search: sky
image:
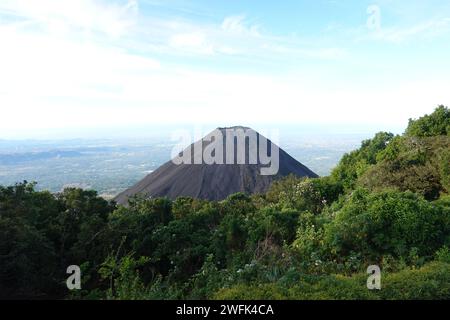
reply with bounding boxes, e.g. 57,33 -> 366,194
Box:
0,0 -> 450,139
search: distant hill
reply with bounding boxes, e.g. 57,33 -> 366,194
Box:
331,105 -> 450,200
0,150 -> 82,165
115,127 -> 318,204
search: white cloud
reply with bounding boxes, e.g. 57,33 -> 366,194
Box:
158,14 -> 345,59
0,0 -> 138,38
0,1 -> 446,139
370,18 -> 450,42
2,59 -> 448,135
164,16 -> 258,56
221,15 -> 260,37
261,43 -> 348,60
0,29 -> 160,99
168,32 -> 214,55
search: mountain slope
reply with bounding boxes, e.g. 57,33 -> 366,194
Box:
115,127 -> 318,204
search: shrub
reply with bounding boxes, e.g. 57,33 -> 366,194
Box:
324,189 -> 449,261
331,132 -> 394,190
213,262 -> 450,300
405,105 -> 449,137
379,262 -> 450,300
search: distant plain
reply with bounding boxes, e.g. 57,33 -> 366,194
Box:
0,133 -> 368,198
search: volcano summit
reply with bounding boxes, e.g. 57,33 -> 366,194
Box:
115,127 -> 318,204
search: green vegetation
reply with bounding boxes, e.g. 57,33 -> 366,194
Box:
214,262 -> 450,300
405,105 -> 450,137
1,106 -> 449,300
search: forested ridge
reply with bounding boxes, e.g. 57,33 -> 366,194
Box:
1,106 -> 449,300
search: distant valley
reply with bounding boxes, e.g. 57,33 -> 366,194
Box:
0,134 -> 367,198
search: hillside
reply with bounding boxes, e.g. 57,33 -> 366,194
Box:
0,106 -> 449,300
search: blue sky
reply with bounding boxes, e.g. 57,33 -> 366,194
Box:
0,0 -> 449,138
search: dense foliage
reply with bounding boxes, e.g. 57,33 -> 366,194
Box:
1,106 -> 449,300
405,105 -> 450,137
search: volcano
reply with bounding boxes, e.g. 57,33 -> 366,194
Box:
115,127 -> 318,204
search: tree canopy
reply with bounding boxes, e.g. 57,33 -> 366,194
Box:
1,106 -> 449,300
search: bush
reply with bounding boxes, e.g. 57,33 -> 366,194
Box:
440,149 -> 450,193
405,105 -> 449,137
360,136 -> 450,200
266,176 -> 343,214
214,262 -> 450,300
331,132 -> 394,190
214,283 -> 288,300
324,189 -> 449,261
435,247 -> 450,263
379,262 -> 450,300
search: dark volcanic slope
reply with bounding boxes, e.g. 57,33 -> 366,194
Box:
115,127 -> 318,204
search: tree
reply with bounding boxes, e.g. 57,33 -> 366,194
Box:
359,135 -> 449,200
405,105 -> 450,137
331,132 -> 394,190
324,189 -> 450,261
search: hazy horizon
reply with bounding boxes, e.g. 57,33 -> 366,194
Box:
1,0 -> 449,138
0,121 -> 406,140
